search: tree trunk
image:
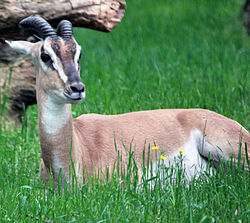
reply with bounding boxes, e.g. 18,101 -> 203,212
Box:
0,0 -> 126,123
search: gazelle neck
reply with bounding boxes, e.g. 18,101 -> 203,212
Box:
38,92 -> 72,135
36,87 -> 73,179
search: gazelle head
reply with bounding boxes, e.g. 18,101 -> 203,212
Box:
6,16 -> 85,104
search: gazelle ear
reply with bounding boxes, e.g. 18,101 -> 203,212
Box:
5,40 -> 35,57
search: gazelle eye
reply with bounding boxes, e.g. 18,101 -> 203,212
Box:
41,52 -> 51,63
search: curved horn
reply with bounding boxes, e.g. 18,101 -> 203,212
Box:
56,20 -> 73,39
19,16 -> 57,39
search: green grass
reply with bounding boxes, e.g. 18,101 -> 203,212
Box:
0,0 -> 249,222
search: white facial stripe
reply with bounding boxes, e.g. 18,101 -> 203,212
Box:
74,44 -> 82,70
40,56 -> 48,72
43,39 -> 68,83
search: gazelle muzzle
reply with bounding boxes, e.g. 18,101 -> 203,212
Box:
64,80 -> 85,101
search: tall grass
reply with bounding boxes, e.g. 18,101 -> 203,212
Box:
0,0 -> 249,222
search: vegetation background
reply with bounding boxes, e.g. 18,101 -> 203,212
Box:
0,0 -> 249,222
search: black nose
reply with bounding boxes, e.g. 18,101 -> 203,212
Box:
69,82 -> 85,93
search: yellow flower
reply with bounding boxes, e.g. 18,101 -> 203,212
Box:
152,146 -> 159,150
179,148 -> 184,153
160,155 -> 166,160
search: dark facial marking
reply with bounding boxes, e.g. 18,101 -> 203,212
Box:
50,38 -> 76,61
78,52 -> 82,63
50,38 -> 81,83
40,46 -> 55,70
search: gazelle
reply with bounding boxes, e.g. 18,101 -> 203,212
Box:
6,16 -> 249,184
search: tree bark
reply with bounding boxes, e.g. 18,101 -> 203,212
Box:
0,0 -> 126,123
0,0 -> 126,39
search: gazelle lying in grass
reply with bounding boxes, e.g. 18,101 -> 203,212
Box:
6,16 -> 249,184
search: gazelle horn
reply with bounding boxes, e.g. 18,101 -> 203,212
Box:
19,15 -> 57,39
56,20 -> 73,39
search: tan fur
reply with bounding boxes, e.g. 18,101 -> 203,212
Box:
71,110 -> 249,174
7,38 -> 250,185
